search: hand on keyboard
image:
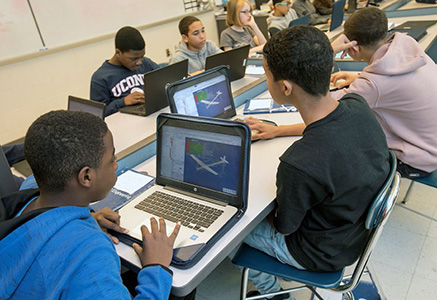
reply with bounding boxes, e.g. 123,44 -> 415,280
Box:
132,217 -> 180,267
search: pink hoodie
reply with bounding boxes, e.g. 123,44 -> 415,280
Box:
332,33 -> 437,172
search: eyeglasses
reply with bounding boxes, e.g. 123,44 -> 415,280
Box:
278,2 -> 291,5
239,10 -> 252,15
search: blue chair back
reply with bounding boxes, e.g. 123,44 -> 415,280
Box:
0,146 -> 19,198
288,14 -> 310,27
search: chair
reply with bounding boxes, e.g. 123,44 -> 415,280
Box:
232,150 -> 400,300
402,170 -> 437,204
268,27 -> 280,38
288,14 -> 311,28
0,145 -> 19,198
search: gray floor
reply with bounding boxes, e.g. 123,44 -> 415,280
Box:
195,179 -> 437,300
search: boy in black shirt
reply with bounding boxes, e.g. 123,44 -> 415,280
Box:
241,26 -> 389,297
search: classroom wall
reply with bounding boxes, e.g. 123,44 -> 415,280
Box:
0,10 -> 219,145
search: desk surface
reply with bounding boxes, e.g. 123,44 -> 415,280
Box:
399,0 -> 437,10
114,90 -> 304,296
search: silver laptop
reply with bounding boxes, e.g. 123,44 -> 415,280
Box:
118,113 -> 250,248
166,66 -> 238,120
119,59 -> 188,116
68,95 -> 106,119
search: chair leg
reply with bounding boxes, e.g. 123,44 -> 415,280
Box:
366,264 -> 387,300
343,291 -> 355,300
402,180 -> 415,204
240,267 -> 249,300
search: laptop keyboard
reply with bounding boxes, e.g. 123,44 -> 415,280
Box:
133,105 -> 145,113
134,191 -> 224,232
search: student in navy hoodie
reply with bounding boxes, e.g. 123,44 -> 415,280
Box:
0,110 -> 180,300
90,26 -> 160,116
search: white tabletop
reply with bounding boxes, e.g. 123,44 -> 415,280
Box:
398,0 -> 437,10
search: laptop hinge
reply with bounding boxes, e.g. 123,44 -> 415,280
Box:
164,186 -> 226,207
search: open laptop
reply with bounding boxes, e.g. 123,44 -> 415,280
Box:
393,20 -> 437,30
117,113 -> 250,249
119,59 -> 188,116
205,45 -> 250,81
68,96 -> 106,120
320,0 -> 346,32
166,66 -> 238,120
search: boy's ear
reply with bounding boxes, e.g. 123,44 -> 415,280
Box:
182,34 -> 189,44
282,80 -> 293,96
77,166 -> 93,188
115,48 -> 122,58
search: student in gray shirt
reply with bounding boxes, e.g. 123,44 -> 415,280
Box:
220,0 -> 266,54
292,0 -> 328,25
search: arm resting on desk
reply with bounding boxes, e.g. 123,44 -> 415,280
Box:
245,117 -> 306,140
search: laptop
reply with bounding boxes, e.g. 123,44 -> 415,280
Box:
68,96 -> 106,120
393,20 -> 437,30
205,45 -> 250,81
389,28 -> 428,42
119,59 -> 188,116
117,113 -> 250,251
320,0 -> 346,32
425,35 -> 437,63
166,66 -> 238,120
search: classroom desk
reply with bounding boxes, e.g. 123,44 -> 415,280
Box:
114,94 -> 304,296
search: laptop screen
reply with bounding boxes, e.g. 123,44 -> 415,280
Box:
68,96 -> 105,119
330,0 -> 345,32
156,113 -> 249,207
160,125 -> 242,196
167,66 -> 236,120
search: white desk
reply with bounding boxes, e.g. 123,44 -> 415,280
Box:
114,91 -> 304,296
389,14 -> 437,48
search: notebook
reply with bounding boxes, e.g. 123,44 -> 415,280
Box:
320,0 -> 346,32
117,113 -> 250,251
68,95 -> 106,119
166,66 -> 238,120
205,45 -> 250,81
119,59 -> 188,116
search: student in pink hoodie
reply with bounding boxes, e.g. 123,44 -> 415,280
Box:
245,8 -> 437,179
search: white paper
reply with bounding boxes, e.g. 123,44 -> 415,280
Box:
247,98 -> 272,110
245,65 -> 265,75
114,170 -> 153,195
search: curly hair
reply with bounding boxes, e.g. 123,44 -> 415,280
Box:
263,25 -> 333,97
24,110 -> 108,193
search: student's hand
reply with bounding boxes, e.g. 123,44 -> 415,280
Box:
124,92 -> 145,106
188,69 -> 205,77
245,117 -> 280,141
132,217 -> 180,268
330,72 -> 359,88
91,207 -> 129,244
247,15 -> 258,29
331,34 -> 357,55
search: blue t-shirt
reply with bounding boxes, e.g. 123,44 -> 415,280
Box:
90,57 -> 159,116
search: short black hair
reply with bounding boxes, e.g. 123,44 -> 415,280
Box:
263,25 -> 333,97
179,16 -> 201,36
344,8 -> 388,48
24,110 -> 108,193
115,26 -> 145,52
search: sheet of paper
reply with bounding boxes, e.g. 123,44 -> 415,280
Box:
245,65 -> 265,75
247,98 -> 272,110
114,170 -> 153,195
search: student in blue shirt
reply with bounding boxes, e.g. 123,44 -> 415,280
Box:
0,110 -> 180,299
90,26 -> 159,116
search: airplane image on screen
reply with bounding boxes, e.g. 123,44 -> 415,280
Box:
190,154 -> 229,175
200,90 -> 222,109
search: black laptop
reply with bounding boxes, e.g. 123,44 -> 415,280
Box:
393,20 -> 437,30
389,28 -> 428,42
68,96 -> 106,120
288,14 -> 310,27
119,59 -> 188,116
320,0 -> 346,32
205,45 -> 250,81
